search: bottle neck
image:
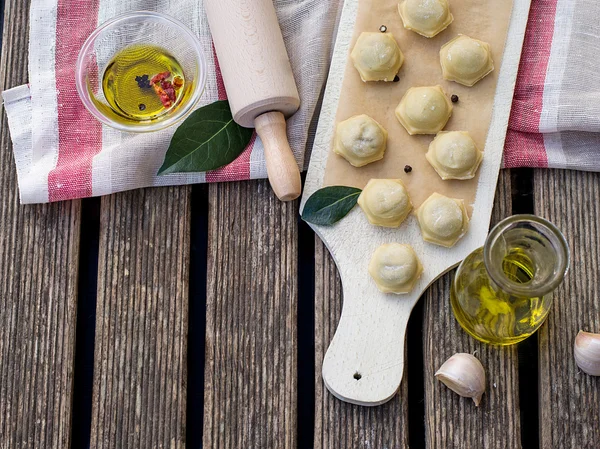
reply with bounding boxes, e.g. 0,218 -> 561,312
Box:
483,215 -> 569,297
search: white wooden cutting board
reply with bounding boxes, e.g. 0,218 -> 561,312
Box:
300,0 -> 532,406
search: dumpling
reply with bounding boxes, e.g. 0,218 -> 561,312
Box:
426,131 -> 483,180
351,32 -> 404,82
398,0 -> 453,38
369,243 -> 423,294
358,179 -> 412,227
395,85 -> 453,135
334,115 -> 387,167
440,35 -> 494,86
416,192 -> 469,247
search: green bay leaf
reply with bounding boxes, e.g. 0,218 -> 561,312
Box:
157,100 -> 254,175
302,186 -> 362,226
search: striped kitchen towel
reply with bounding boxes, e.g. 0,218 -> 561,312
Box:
504,0 -> 600,170
2,0 -> 339,204
3,0 -> 600,204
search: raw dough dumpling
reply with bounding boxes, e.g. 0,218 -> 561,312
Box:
440,35 -> 494,86
351,32 -> 404,82
416,192 -> 469,247
398,0 -> 453,38
369,243 -> 423,294
395,85 -> 453,135
358,179 -> 412,227
426,131 -> 483,180
334,115 -> 387,167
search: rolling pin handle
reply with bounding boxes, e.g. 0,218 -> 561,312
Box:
254,112 -> 302,201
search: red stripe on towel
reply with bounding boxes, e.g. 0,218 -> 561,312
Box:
48,0 -> 102,202
206,43 -> 253,182
504,0 -> 557,167
509,0 -> 558,133
504,130 -> 548,168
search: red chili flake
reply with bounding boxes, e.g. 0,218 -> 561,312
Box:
151,71 -> 171,84
151,71 -> 177,108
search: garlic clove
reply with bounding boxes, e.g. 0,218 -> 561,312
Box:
435,353 -> 486,406
574,330 -> 600,376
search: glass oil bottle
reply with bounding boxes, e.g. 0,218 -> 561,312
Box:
451,215 -> 569,345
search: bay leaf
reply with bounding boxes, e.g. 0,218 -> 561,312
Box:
158,100 -> 254,175
302,186 -> 362,226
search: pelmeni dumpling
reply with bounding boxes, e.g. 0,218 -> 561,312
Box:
351,32 -> 404,82
416,192 -> 469,247
440,35 -> 494,86
395,85 -> 453,135
426,131 -> 483,180
369,243 -> 423,294
398,0 -> 453,38
334,115 -> 387,167
358,179 -> 412,227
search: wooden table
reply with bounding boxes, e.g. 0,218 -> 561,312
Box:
1,1 -> 600,448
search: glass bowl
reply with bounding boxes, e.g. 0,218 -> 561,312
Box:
76,11 -> 207,133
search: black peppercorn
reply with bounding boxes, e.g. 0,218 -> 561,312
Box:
404,165 -> 412,173
138,103 -> 146,111
135,74 -> 151,89
451,94 -> 459,103
393,75 -> 400,82
379,25 -> 387,33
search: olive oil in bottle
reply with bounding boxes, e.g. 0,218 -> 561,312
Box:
450,215 -> 569,346
101,44 -> 186,122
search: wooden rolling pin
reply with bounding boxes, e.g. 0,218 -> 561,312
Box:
205,0 -> 302,201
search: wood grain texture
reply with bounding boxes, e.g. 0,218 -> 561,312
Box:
0,0 -> 81,447
423,170 -> 522,448
313,237 -> 409,448
534,169 -> 600,449
91,187 -> 190,448
203,180 -> 298,449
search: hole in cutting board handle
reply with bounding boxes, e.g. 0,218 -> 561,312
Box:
353,372 -> 362,380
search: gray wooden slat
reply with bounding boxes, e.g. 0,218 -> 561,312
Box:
90,186 -> 190,448
534,169 -> 600,449
314,231 -> 409,448
423,170 -> 521,448
0,0 -> 81,447
203,181 -> 298,449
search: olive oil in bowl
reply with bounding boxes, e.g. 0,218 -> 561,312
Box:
76,11 -> 207,132
450,215 -> 569,345
100,44 -> 189,123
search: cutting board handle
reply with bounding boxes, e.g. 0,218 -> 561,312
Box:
255,111 -> 302,201
321,277 -> 412,406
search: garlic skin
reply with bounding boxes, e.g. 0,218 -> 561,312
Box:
574,330 -> 600,376
435,353 -> 486,406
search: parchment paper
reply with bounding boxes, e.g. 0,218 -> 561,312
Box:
323,0 -> 514,211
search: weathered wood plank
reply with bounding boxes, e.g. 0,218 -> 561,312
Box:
423,169 -> 521,448
90,186 -> 190,448
0,0 -> 80,447
534,169 -> 600,449
203,180 -> 298,449
314,230 -> 410,448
